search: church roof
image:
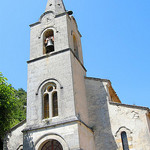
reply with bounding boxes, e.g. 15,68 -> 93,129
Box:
85,77 -> 150,110
110,101 -> 150,112
6,120 -> 26,133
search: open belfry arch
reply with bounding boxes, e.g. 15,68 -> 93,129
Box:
3,0 -> 150,150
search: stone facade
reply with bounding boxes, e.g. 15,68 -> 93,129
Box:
85,77 -> 150,150
3,120 -> 26,150
4,0 -> 150,150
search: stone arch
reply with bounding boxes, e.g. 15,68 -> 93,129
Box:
115,126 -> 132,137
115,126 -> 133,150
35,134 -> 69,150
43,29 -> 55,54
41,140 -> 63,150
36,78 -> 63,95
38,27 -> 58,39
73,34 -> 79,58
16,145 -> 23,150
72,32 -> 79,59
42,82 -> 59,119
36,79 -> 63,121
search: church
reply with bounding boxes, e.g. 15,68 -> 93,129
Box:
3,0 -> 150,150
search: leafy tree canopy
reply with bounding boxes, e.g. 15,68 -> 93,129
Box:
0,73 -> 26,140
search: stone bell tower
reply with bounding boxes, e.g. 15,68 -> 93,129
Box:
24,0 -> 95,149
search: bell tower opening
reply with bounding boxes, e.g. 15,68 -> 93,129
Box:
73,34 -> 79,59
43,29 -> 54,54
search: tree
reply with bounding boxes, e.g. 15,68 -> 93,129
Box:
0,73 -> 16,138
0,73 -> 16,148
12,88 -> 26,126
0,73 -> 26,149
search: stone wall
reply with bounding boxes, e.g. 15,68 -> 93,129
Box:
109,102 -> 150,150
30,12 -> 69,60
85,77 -> 150,150
85,77 -> 118,150
3,121 -> 26,150
27,51 -> 76,126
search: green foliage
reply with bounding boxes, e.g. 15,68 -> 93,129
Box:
0,73 -> 16,138
12,88 -> 26,127
0,73 -> 26,139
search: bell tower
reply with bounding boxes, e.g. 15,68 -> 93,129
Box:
24,0 -> 95,149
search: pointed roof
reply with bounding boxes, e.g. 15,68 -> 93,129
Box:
45,0 -> 66,15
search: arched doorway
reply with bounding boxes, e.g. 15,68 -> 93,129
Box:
41,140 -> 63,150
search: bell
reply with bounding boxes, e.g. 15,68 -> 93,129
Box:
46,39 -> 54,53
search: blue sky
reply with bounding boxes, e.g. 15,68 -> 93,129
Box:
0,0 -> 150,108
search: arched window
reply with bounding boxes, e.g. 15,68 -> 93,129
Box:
43,29 -> 54,54
41,140 -> 63,150
43,83 -> 58,119
121,131 -> 129,150
52,92 -> 58,117
44,94 -> 49,118
73,35 -> 79,58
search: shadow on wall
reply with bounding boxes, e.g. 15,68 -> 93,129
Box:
85,79 -> 118,150
23,132 -> 35,150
